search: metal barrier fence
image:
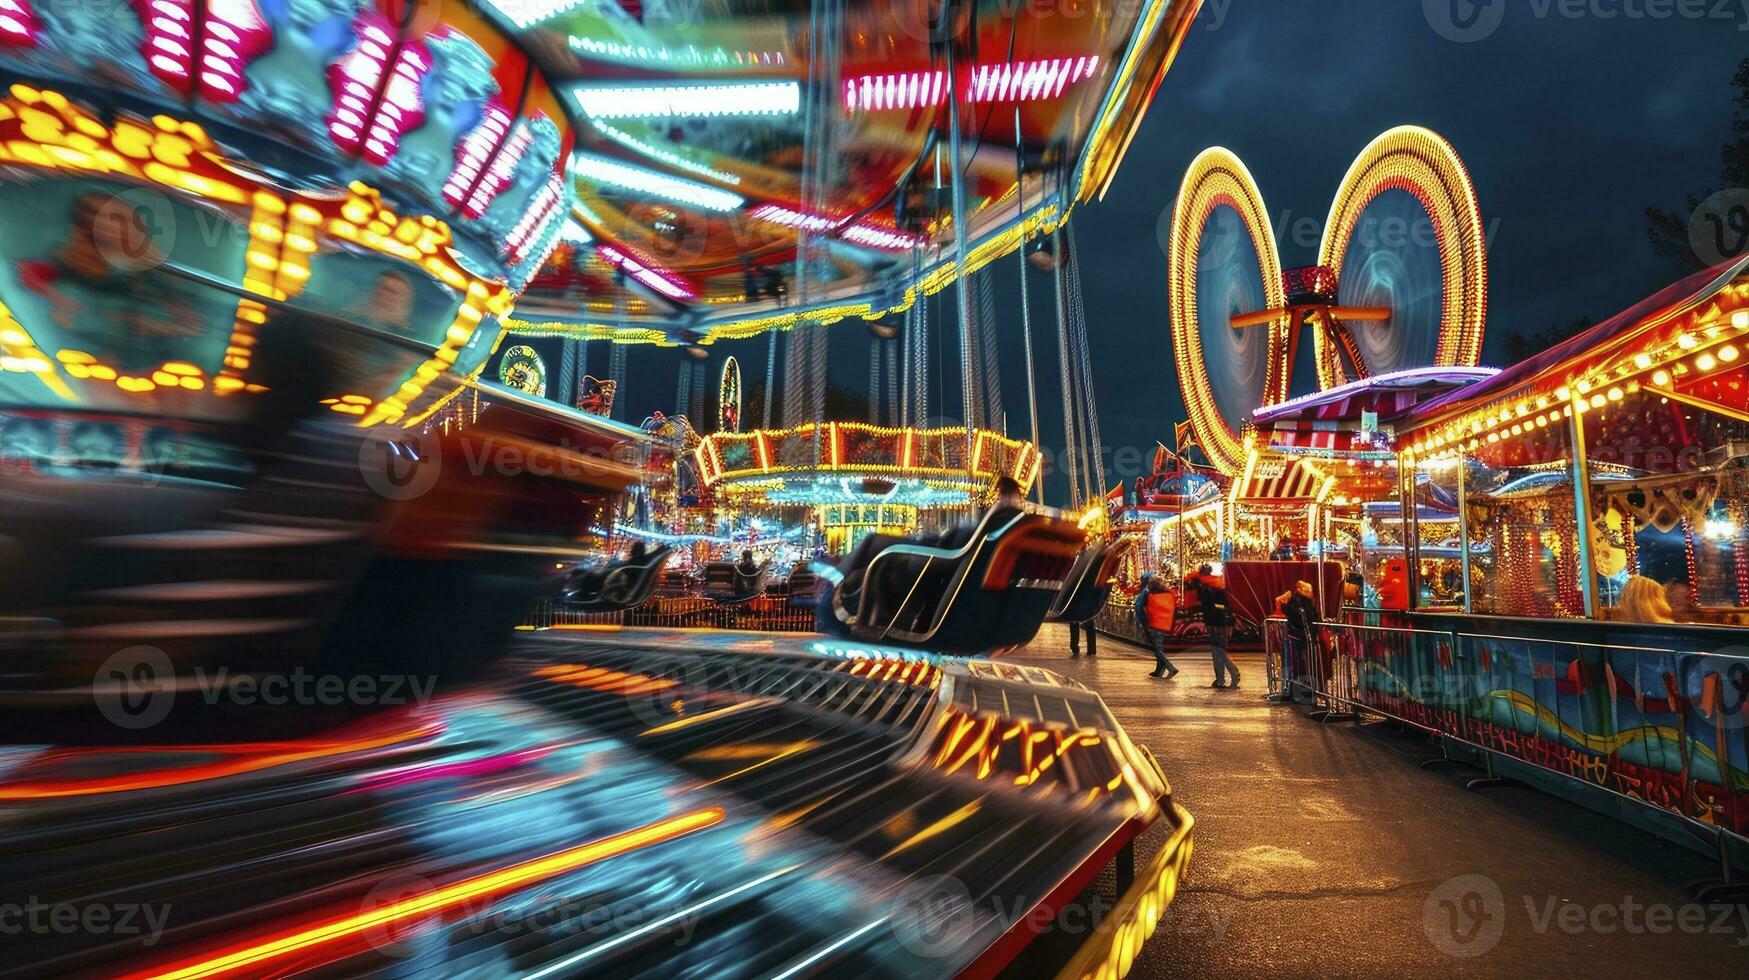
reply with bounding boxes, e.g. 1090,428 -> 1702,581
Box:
1265,616 -> 1749,869
526,595 -> 819,633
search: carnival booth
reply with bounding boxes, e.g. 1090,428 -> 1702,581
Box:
1332,257 -> 1749,872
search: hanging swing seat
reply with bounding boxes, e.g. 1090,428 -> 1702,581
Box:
560,545 -> 675,613
701,560 -> 772,604
826,507 -> 1088,655
1045,538 -> 1136,625
784,564 -> 824,608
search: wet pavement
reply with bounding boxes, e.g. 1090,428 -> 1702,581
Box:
1009,626 -> 1749,978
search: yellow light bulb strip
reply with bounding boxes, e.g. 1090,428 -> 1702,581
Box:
1317,125 -> 1488,389
0,85 -> 517,423
1167,148 -> 1287,477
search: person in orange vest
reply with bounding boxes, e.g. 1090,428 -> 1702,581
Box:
1139,575 -> 1180,680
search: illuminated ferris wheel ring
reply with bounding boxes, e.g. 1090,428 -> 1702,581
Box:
1315,125 -> 1488,389
1168,147 -> 1288,477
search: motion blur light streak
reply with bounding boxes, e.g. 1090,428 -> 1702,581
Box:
131,807 -> 727,980
519,865 -> 800,979
348,745 -> 557,794
0,720 -> 444,800
535,662 -> 680,695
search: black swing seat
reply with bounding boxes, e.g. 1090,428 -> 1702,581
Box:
701,559 -> 771,604
1045,538 -> 1136,625
561,545 -> 675,612
829,507 -> 1088,656
784,563 -> 823,608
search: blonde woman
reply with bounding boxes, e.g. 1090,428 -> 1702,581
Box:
1617,575 -> 1675,624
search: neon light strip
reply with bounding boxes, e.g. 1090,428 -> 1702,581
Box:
843,57 -> 1099,112
573,152 -> 743,211
597,243 -> 695,300
131,808 -> 726,979
591,119 -> 742,185
749,204 -> 925,252
479,0 -> 589,29
568,81 -> 800,119
567,35 -> 787,69
443,103 -> 512,217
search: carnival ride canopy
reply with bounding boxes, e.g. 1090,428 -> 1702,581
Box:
504,0 -> 1202,344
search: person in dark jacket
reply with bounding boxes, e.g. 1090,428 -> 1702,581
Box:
1196,565 -> 1240,689
1282,580 -> 1321,702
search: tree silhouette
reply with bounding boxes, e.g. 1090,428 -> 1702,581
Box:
1645,57 -> 1749,272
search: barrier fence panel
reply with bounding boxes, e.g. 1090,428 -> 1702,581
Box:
1265,618 -> 1749,859
526,596 -> 819,633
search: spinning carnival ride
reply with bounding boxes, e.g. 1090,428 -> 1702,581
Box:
1167,126 -> 1489,477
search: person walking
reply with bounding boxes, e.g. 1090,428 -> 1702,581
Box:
1069,617 -> 1098,658
1282,580 -> 1321,704
1141,576 -> 1179,680
1196,565 -> 1240,689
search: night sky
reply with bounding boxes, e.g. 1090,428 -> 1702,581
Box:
614,1 -> 1747,504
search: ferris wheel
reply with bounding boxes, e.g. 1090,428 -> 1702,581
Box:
1168,126 -> 1489,476
1166,147 -> 1289,476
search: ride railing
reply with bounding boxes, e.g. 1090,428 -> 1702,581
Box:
1264,616 -> 1749,865
526,594 -> 818,633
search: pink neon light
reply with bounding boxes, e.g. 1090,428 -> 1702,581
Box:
443,100 -> 512,217
505,171 -> 563,264
327,15 -> 430,165
132,0 -> 269,102
844,56 -> 1101,112
597,243 -> 695,300
459,113 -> 534,218
348,747 -> 556,794
749,203 -> 925,252
0,0 -> 39,45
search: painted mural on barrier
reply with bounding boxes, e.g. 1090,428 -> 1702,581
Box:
1339,628 -> 1749,837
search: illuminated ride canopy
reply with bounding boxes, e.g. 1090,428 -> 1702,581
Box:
500,0 -> 1204,345
0,1 -> 579,432
696,422 -> 1041,551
